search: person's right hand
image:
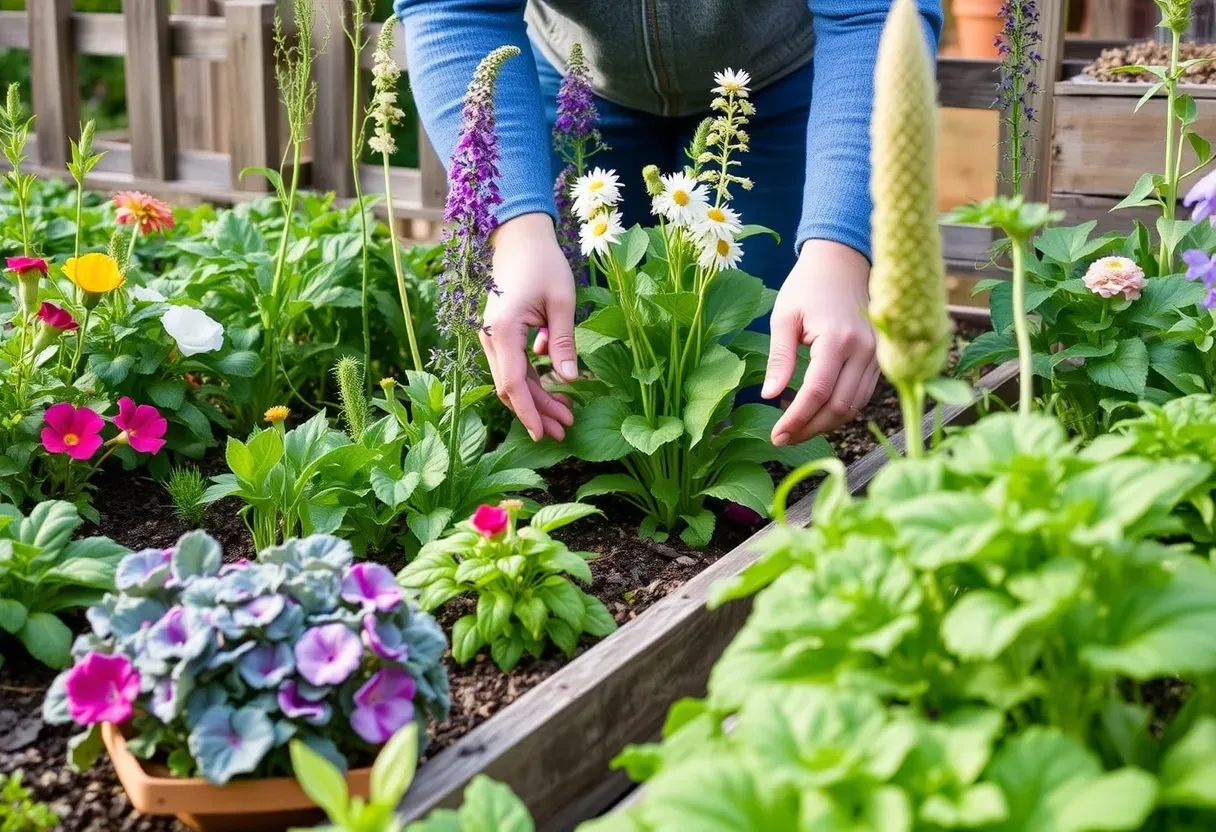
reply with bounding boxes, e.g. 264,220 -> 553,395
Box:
480,212 -> 578,442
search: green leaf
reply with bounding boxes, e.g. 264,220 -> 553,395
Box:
478,590 -> 515,642
680,509 -> 716,548
515,596 -> 549,640
1158,716 -> 1216,808
491,635 -> 526,671
451,615 -> 485,664
1158,217 -> 1195,261
408,508 -> 454,545
621,415 -> 685,456
456,775 -> 536,832
146,380 -> 187,410
545,618 -> 579,656
530,503 -> 601,533
1113,172 -> 1163,211
19,612 -> 73,668
640,757 -> 800,832
575,306 -> 629,354
1034,221 -> 1101,265
940,590 -> 1056,661
370,468 -> 421,509
576,473 -> 648,501
0,599 -> 28,634
1085,339 -> 1149,396
225,436 -> 256,483
88,353 -> 136,385
370,722 -> 419,806
404,428 -> 449,491
1129,275 -> 1209,328
683,344 -> 745,447
67,724 -> 104,772
41,557 -> 116,589
567,397 -> 632,462
215,350 -> 260,378
613,225 -> 650,270
700,462 -> 774,517
582,594 -> 617,638
538,578 -> 586,630
14,500 -> 80,556
289,738 -> 349,823
957,330 -> 1017,375
736,224 -> 780,243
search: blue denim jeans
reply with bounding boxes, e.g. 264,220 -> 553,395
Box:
534,44 -> 814,336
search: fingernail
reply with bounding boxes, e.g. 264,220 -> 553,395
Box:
773,432 -> 788,447
761,381 -> 777,398
561,360 -> 578,380
529,430 -> 541,442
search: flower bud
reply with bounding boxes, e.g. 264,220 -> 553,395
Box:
642,165 -> 664,197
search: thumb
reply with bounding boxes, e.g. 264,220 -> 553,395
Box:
763,310 -> 800,400
547,292 -> 579,382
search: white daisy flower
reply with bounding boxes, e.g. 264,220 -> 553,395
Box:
572,167 -> 622,220
698,235 -> 743,271
694,203 -> 742,241
651,172 -> 708,227
712,68 -> 751,98
580,209 -> 625,257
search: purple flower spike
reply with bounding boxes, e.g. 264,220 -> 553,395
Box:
277,679 -> 332,726
341,563 -> 403,612
294,623 -> 363,686
362,614 -> 408,660
349,667 -> 416,744
553,44 -> 598,146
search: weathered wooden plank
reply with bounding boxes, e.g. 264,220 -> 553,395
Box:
358,163 -> 440,221
417,127 -> 449,215
1086,0 -> 1134,38
224,0 -> 279,192
0,11 -> 26,49
311,0 -> 356,197
396,361 -> 1020,831
123,0 -> 178,180
938,58 -> 999,110
175,1 -> 228,153
71,12 -> 228,59
169,13 -> 228,61
27,0 -> 78,170
1026,0 -> 1067,203
1051,191 -> 1162,233
1056,79 -> 1216,99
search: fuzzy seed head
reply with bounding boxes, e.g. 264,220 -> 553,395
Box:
334,357 -> 369,441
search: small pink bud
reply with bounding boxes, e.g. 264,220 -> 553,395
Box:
471,504 -> 509,537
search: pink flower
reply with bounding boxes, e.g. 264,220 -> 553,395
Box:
37,302 -> 78,332
341,563 -> 402,612
350,667 -> 416,744
4,256 -> 48,276
64,651 -> 140,725
1082,257 -> 1147,302
112,397 -> 167,454
41,403 -> 104,461
470,504 -> 509,538
113,191 -> 174,234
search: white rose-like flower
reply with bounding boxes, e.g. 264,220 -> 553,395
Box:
131,285 -> 166,303
161,306 -> 224,356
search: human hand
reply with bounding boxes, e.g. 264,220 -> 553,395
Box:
762,239 -> 878,446
480,213 -> 578,442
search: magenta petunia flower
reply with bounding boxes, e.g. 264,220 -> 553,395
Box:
112,397 -> 167,455
349,667 -> 416,744
277,679 -> 332,726
4,256 -> 49,276
294,623 -> 363,686
362,614 -> 407,660
470,504 -> 508,538
37,302 -> 78,332
340,563 -> 402,612
41,403 -> 104,461
64,651 -> 140,725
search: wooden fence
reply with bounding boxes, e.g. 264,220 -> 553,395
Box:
0,0 -> 1133,264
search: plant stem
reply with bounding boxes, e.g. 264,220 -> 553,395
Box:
1010,234 -> 1034,415
350,44 -> 373,391
70,307 -> 92,376
898,381 -> 925,458
1160,28 -> 1183,273
382,154 -> 423,371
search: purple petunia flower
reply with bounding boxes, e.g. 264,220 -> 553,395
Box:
294,624 -> 363,687
277,679 -> 332,726
1182,249 -> 1216,309
340,563 -> 402,612
349,667 -> 416,745
1184,170 -> 1216,225
362,614 -> 408,660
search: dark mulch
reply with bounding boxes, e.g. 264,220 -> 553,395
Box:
0,317 -> 998,830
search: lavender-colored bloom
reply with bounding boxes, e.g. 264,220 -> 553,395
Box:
146,607 -> 209,661
277,679 -> 332,726
1184,169 -> 1216,225
553,164 -> 584,280
1182,248 -> 1216,309
238,642 -> 295,689
349,667 -> 416,744
435,46 -> 519,379
233,595 -> 286,629
294,623 -> 362,686
362,614 -> 408,660
115,549 -> 173,594
553,43 -> 599,151
994,1 -> 1042,176
340,563 -> 402,612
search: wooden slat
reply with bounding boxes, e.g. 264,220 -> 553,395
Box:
1051,191 -> 1161,233
27,0 -> 77,170
123,0 -> 178,180
224,0 -> 279,192
66,12 -> 229,59
418,126 -> 448,214
176,0 -> 228,153
1086,0 -> 1134,38
937,58 -> 999,110
0,11 -> 25,49
1056,79 -> 1216,99
1026,0 -> 1067,203
357,163 -> 441,221
169,14 -> 227,61
397,361 -> 1019,830
311,0 -> 356,197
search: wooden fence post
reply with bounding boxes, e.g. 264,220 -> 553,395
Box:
312,0 -> 355,196
418,127 -> 448,215
225,0 -> 280,192
1086,0 -> 1134,37
123,0 -> 178,181
27,0 -> 78,170
1026,0 -> 1066,203
177,0 -> 227,153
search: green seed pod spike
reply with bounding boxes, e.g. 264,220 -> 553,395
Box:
868,0 -> 950,392
334,356 -> 369,442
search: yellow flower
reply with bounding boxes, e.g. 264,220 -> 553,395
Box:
63,253 -> 124,294
264,406 -> 290,424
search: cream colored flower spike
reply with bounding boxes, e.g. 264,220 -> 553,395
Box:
869,0 -> 951,388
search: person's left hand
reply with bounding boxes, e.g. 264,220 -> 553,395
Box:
762,239 -> 879,446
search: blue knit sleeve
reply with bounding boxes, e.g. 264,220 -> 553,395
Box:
798,0 -> 944,261
393,0 -> 557,223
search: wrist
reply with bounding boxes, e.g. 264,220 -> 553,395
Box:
796,239 -> 870,292
493,212 -> 557,247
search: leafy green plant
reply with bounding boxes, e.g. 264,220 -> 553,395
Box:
0,500 -> 127,668
166,465 -> 208,527
407,777 -> 534,832
0,770 -> 59,832
399,500 -> 616,671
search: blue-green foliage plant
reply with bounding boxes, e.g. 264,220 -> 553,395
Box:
43,530 -> 450,786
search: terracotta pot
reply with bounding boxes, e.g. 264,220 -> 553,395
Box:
101,723 -> 371,832
953,0 -> 1005,58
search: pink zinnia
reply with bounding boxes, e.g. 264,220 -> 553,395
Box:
4,256 -> 48,276
112,397 -> 167,454
1082,257 -> 1147,302
41,403 -> 104,461
37,302 -> 78,332
470,504 -> 509,537
64,651 -> 140,725
113,191 -> 174,234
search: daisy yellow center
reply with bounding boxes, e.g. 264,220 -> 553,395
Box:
589,180 -> 605,192
707,207 -> 726,222
716,239 -> 731,256
63,433 -> 80,447
672,190 -> 689,207
593,220 -> 609,236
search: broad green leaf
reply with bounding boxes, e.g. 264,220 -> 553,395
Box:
13,500 -> 79,558
680,509 -> 715,549
451,615 -> 485,664
88,352 -> 136,385
19,612 -> 73,668
246,428 -> 285,485
1034,221 -> 1100,265
613,225 -> 650,270
41,558 -> 115,589
576,474 -> 648,501
515,596 -> 548,640
67,724 -> 104,772
530,503 -> 601,533
621,415 -> 685,456
704,270 -> 768,339
567,397 -> 632,462
0,599 -> 28,634
370,468 -> 421,509
370,723 -> 419,806
404,428 -> 449,491
639,757 -> 800,832
456,775 -> 536,832
699,462 -> 774,518
215,350 -> 260,378
289,738 -> 349,823
546,618 -> 578,656
538,578 -> 586,630
408,508 -> 454,545
956,330 -> 1017,375
576,306 -> 629,354
582,595 -> 617,637
683,344 -> 745,447
1085,339 -> 1149,396
1158,716 -> 1216,807
940,591 -> 1056,661
1113,172 -> 1163,211
477,590 -> 514,642
146,380 -> 187,410
491,634 -> 526,671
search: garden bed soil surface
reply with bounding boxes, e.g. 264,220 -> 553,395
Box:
1084,41 -> 1216,84
0,322 -> 995,831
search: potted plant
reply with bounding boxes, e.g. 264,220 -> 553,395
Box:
41,529 -> 450,832
952,0 -> 1005,57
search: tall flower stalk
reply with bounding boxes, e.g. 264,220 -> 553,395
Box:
0,83 -> 34,259
552,43 -> 606,282
1158,1 -> 1193,272
995,0 -> 1043,194
437,46 -> 519,479
869,0 -> 950,454
369,21 -> 423,373
343,0 -> 375,389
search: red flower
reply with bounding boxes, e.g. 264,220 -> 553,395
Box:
37,302 -> 78,332
470,504 -> 509,537
113,191 -> 174,234
4,256 -> 48,276
112,397 -> 167,455
41,403 -> 104,461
